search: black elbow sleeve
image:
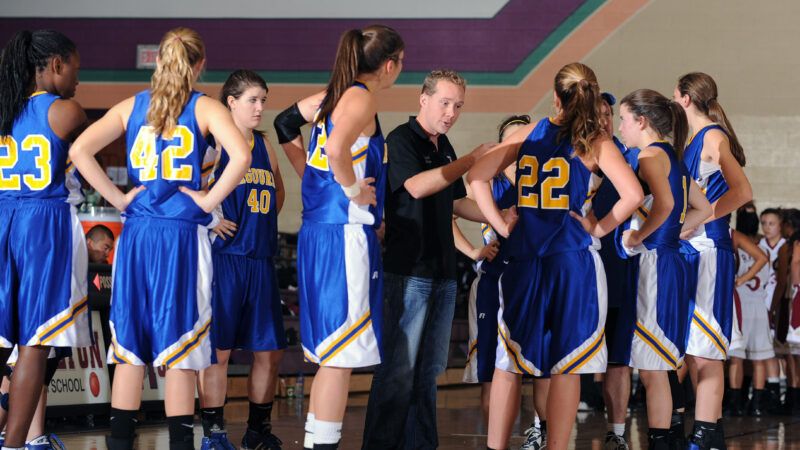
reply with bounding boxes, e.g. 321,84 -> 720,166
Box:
273,103 -> 308,144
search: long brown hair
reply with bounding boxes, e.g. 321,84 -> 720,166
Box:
554,62 -> 604,158
677,72 -> 745,166
316,25 -> 404,122
147,27 -> 205,137
620,89 -> 689,160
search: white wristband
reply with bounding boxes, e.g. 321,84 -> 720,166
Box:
341,181 -> 361,199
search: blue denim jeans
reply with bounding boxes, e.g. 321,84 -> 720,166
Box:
362,273 -> 457,450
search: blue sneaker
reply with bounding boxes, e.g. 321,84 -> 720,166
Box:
25,434 -> 66,450
200,431 -> 237,450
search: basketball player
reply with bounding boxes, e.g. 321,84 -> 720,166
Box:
674,72 -> 752,450
468,62 -> 643,450
616,89 -> 711,449
273,25 -> 404,450
0,29 -> 90,450
69,28 -> 251,450
197,70 -> 286,450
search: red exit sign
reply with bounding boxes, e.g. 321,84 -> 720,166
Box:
136,45 -> 159,69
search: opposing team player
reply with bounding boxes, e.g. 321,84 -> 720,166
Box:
617,89 -> 712,449
759,208 -> 788,409
726,205 -> 770,416
273,25 -> 404,450
69,28 -> 251,450
0,29 -> 90,450
674,72 -> 752,449
468,62 -> 643,450
197,70 -> 286,450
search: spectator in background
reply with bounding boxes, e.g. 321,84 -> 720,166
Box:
86,225 -> 115,264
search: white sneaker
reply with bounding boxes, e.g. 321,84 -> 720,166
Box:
519,424 -> 546,450
604,432 -> 629,450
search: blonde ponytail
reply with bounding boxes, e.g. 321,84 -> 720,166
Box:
147,27 -> 205,137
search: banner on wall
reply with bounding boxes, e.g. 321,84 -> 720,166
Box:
48,311 -> 111,406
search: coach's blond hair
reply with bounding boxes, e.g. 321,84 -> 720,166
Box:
421,69 -> 466,95
147,27 -> 205,137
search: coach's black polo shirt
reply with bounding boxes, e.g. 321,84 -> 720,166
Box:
384,116 -> 467,280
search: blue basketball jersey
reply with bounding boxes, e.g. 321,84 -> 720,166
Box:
592,137 -> 629,220
480,173 -> 516,246
626,142 -> 689,250
124,90 -> 211,225
505,117 -> 602,258
211,132 -> 277,259
0,92 -> 77,202
683,124 -> 730,249
301,83 -> 387,227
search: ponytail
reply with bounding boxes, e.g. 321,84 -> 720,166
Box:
0,30 -> 76,136
669,101 -> 688,160
554,63 -> 604,158
316,29 -> 363,122
147,27 -> 205,137
316,25 -> 404,123
706,98 -> 745,166
677,72 -> 745,166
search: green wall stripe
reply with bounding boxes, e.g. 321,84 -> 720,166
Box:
80,0 -> 606,86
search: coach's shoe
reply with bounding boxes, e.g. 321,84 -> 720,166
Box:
25,434 -> 66,450
200,430 -> 236,450
241,428 -> 283,450
519,423 -> 546,450
604,432 -> 629,450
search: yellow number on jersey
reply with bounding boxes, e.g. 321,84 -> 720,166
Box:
130,125 -> 194,181
0,134 -> 53,191
162,126 -> 194,181
517,155 -> 539,208
247,188 -> 271,214
0,136 -> 21,190
540,158 -> 570,209
130,127 -> 159,181
22,135 -> 52,190
517,156 -> 570,210
307,123 -> 329,171
680,176 -> 688,224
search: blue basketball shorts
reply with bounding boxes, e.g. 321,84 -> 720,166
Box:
497,247 -> 607,376
297,222 -> 382,368
0,200 -> 89,348
107,217 -> 213,370
211,252 -> 286,352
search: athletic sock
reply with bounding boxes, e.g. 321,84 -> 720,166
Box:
247,400 -> 274,435
607,422 -> 625,437
200,406 -> 225,437
648,428 -> 669,450
314,419 -> 342,445
109,408 -> 138,440
167,415 -> 194,449
689,420 -> 716,448
304,412 -> 316,450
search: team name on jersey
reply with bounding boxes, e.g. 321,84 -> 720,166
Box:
240,168 -> 275,187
